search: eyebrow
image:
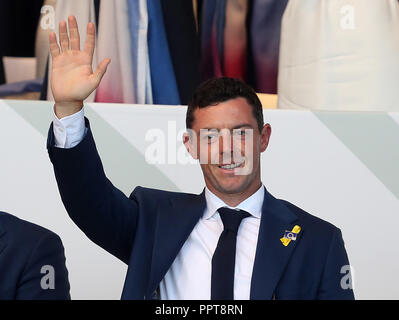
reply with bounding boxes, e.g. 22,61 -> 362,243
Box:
201,124 -> 254,131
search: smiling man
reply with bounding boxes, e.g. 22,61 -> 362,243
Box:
184,80 -> 270,208
47,16 -> 354,300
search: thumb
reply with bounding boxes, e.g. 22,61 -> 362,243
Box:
92,58 -> 111,86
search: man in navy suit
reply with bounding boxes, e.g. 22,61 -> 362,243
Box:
46,16 -> 354,300
0,211 -> 70,299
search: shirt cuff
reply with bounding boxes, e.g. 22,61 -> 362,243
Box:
52,106 -> 87,148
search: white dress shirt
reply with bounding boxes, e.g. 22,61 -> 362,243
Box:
160,186 -> 264,300
52,108 -> 264,299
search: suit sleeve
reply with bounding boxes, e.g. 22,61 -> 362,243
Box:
47,118 -> 139,264
317,228 -> 355,300
15,232 -> 70,300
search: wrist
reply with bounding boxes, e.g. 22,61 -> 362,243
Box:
54,101 -> 84,119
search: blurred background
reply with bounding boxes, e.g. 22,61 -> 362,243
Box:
0,0 -> 398,110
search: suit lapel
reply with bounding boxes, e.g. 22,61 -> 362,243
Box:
250,188 -> 303,299
147,190 -> 206,297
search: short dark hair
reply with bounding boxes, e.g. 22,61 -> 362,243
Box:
186,77 -> 264,132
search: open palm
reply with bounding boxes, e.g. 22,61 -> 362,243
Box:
49,16 -> 110,104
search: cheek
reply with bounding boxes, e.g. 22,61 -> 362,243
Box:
236,137 -> 256,158
198,141 -> 220,164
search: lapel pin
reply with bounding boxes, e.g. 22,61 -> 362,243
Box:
280,225 -> 301,247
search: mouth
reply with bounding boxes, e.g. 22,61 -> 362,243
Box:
218,161 -> 245,171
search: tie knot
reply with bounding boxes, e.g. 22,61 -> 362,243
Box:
217,207 -> 251,233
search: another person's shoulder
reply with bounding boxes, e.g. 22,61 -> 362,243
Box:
0,211 -> 62,246
0,211 -> 70,300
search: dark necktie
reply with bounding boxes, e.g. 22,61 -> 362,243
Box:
211,207 -> 251,300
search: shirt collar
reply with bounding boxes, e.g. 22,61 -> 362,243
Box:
203,185 -> 264,220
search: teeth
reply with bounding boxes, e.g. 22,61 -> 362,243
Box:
220,162 -> 243,169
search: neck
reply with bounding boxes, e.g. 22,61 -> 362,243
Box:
207,180 -> 262,207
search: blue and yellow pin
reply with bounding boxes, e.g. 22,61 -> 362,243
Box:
280,225 -> 301,246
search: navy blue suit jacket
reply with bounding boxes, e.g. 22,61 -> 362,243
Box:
0,211 -> 70,299
47,119 -> 354,300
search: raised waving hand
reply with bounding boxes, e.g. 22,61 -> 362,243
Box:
49,16 -> 110,118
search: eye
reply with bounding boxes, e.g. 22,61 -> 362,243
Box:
200,129 -> 219,143
207,134 -> 218,143
233,129 -> 247,137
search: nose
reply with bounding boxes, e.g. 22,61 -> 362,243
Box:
219,129 -> 233,164
219,129 -> 232,153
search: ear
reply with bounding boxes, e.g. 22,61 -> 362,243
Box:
183,131 -> 198,160
260,124 -> 272,153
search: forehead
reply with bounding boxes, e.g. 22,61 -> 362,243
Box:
191,97 -> 256,130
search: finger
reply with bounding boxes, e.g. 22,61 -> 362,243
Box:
59,20 -> 70,52
68,16 -> 80,51
92,58 -> 111,85
83,22 -> 96,58
49,32 -> 60,58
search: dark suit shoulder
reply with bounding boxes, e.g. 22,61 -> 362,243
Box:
0,211 -> 61,245
278,200 -> 341,238
271,202 -> 353,300
129,186 -> 201,202
0,212 -> 70,300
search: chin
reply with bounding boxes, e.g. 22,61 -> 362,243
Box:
214,179 -> 251,195
203,164 -> 258,196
